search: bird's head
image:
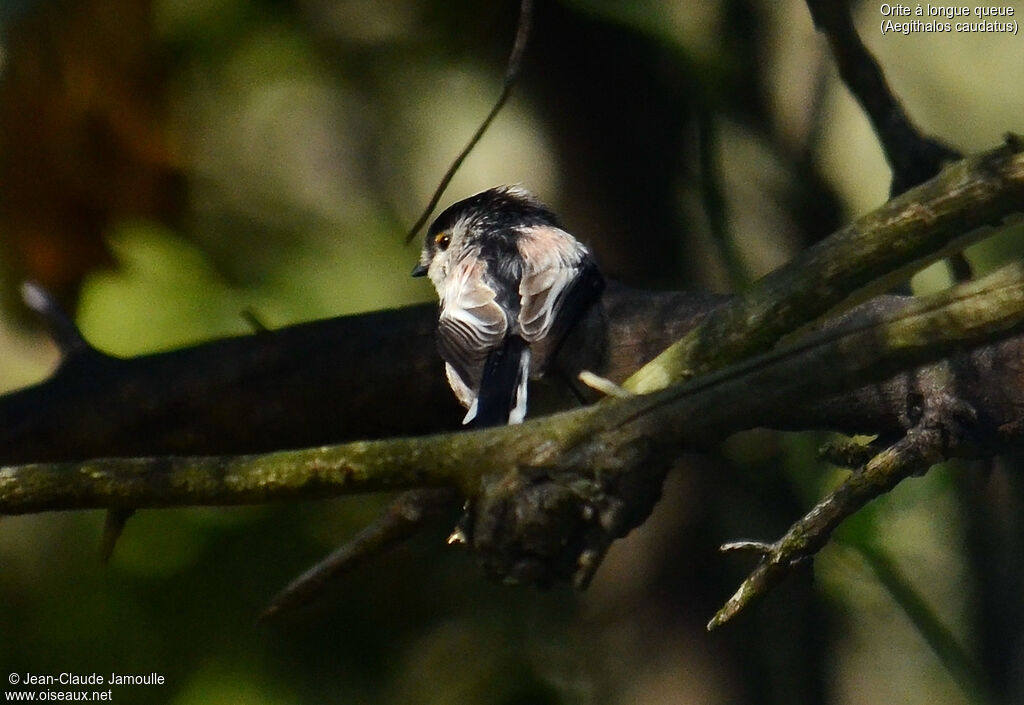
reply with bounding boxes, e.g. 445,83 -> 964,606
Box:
412,185 -> 559,287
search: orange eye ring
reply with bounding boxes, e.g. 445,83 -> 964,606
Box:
434,233 -> 451,250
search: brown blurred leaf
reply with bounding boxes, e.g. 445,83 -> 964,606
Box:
0,0 -> 184,310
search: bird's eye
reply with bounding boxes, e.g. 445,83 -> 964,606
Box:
434,232 -> 451,251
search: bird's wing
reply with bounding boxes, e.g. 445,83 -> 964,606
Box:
517,225 -> 603,348
437,254 -> 508,404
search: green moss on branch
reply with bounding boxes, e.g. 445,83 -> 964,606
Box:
625,139 -> 1024,393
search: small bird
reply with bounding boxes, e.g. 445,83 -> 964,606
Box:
413,185 -> 604,427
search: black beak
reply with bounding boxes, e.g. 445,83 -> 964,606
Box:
411,262 -> 428,278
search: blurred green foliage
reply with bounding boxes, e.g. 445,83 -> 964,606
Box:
1,0 -> 1023,704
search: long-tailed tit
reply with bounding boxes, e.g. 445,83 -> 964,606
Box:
412,186 -> 605,427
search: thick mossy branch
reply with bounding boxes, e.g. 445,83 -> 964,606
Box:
625,139 -> 1024,393
5,262 -> 1024,517
0,424 -> 566,514
613,261 -> 1024,444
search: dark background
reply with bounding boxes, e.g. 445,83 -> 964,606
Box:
1,1 -> 1023,703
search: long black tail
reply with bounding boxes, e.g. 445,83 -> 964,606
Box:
471,336 -> 530,428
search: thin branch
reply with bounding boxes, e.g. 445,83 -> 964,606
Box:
578,370 -> 633,399
804,0 -> 961,196
818,435 -> 882,468
404,0 -> 534,243
709,367 -> 984,628
260,488 -> 458,621
708,423 -> 944,630
804,0 -> 972,282
20,281 -> 92,360
99,507 -> 134,562
240,308 -> 271,334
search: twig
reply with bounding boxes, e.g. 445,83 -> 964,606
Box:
818,434 -> 882,468
260,488 -> 457,621
99,507 -> 135,562
240,308 -> 271,334
404,0 -> 534,243
708,424 -> 943,630
709,379 -> 983,629
720,540 -> 774,554
577,370 -> 632,398
20,281 -> 92,360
